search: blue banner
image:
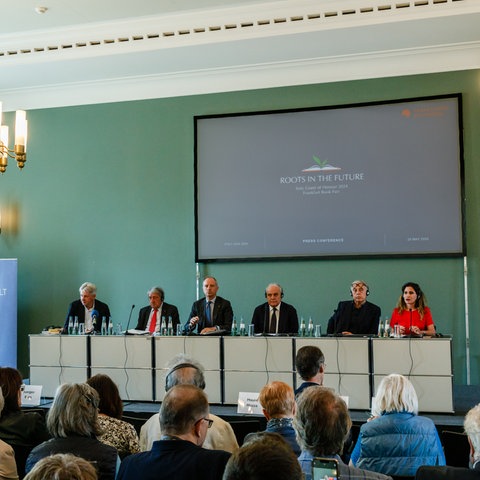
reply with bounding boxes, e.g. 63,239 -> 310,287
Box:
0,258 -> 17,367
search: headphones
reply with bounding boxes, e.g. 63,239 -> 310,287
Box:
265,283 -> 284,299
164,362 -> 206,391
350,281 -> 369,297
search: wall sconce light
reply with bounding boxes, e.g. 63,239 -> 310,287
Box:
0,102 -> 28,174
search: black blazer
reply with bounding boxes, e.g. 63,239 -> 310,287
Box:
327,300 -> 381,335
184,296 -> 233,333
135,302 -> 180,331
416,465 -> 480,479
251,302 -> 299,334
63,299 -> 111,333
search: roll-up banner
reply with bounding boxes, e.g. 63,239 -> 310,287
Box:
0,258 -> 17,367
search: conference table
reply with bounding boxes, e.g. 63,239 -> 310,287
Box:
29,334 -> 453,412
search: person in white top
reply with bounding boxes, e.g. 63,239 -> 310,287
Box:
139,354 -> 238,453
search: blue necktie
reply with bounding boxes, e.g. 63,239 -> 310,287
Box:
206,301 -> 212,326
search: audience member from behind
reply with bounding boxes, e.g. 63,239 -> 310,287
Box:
86,374 -> 140,459
251,283 -> 299,334
0,368 -> 49,479
25,383 -> 119,480
140,354 -> 238,453
134,286 -> 180,334
327,280 -> 381,335
118,384 -> 231,480
244,381 -> 300,455
351,373 -> 445,477
294,386 -> 391,480
294,345 -> 325,398
223,432 -> 303,480
184,277 -> 233,334
416,403 -> 480,479
390,282 -> 435,336
23,453 -> 97,480
63,282 -> 111,334
0,387 -> 18,480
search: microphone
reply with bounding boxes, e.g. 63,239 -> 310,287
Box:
125,304 -> 135,334
91,309 -> 99,333
263,304 -> 268,335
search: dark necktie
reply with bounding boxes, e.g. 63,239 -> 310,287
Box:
206,301 -> 212,326
270,307 -> 277,333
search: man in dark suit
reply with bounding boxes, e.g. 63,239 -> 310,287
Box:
184,277 -> 233,334
327,280 -> 381,335
135,286 -> 180,333
63,282 -> 110,333
251,283 -> 298,335
416,403 -> 480,479
118,384 -> 231,480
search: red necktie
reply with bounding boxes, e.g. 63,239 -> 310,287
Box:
149,309 -> 158,333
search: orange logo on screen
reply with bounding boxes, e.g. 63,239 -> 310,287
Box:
402,109 -> 412,118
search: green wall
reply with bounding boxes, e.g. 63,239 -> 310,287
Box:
1,69 -> 479,385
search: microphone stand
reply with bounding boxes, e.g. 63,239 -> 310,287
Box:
124,304 -> 135,334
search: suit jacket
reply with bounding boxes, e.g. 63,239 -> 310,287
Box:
63,299 -> 111,333
135,303 -> 180,331
416,465 -> 480,480
327,300 -> 381,335
184,296 -> 233,333
251,301 -> 299,334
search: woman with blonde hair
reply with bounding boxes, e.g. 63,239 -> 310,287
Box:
24,453 -> 97,480
350,373 -> 445,477
25,383 -> 119,480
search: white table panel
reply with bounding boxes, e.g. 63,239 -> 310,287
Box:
154,336 -> 221,370
224,371 -> 294,404
91,367 -> 153,401
90,336 -> 152,368
30,366 -> 88,397
30,335 -> 88,367
223,337 -> 293,372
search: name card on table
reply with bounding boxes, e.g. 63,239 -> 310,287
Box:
21,385 -> 42,406
237,392 -> 262,415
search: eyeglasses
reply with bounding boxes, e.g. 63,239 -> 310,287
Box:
196,417 -> 214,429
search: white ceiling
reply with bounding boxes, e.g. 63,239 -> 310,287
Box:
0,0 -> 479,111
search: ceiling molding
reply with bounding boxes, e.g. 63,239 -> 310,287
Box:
0,0 -> 478,111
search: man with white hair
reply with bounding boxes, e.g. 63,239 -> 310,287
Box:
416,403 -> 480,479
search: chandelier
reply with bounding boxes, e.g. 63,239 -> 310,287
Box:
0,102 -> 28,174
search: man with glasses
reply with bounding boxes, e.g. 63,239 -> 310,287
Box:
118,384 -> 230,480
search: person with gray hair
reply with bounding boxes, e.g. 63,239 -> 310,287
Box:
0,386 -> 19,480
23,453 -> 97,480
416,403 -> 480,479
63,282 -> 111,334
25,383 -> 119,480
350,373 -> 445,477
134,286 -> 180,333
139,354 -> 238,452
327,280 -> 381,335
294,385 -> 391,480
118,385 -> 231,480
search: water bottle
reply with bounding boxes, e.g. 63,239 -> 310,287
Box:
308,317 -> 314,337
73,316 -> 79,335
299,317 -> 306,337
378,319 -> 384,338
231,317 -> 238,336
108,319 -> 114,336
160,316 -> 166,336
239,317 -> 246,336
384,317 -> 390,338
68,316 -> 74,335
101,317 -> 107,335
167,316 -> 173,336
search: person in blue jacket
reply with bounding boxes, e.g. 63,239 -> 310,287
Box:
350,373 -> 445,477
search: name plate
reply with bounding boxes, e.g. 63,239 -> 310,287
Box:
237,391 -> 262,415
21,385 -> 42,406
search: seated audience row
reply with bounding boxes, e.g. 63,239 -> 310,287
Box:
62,278 -> 436,336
